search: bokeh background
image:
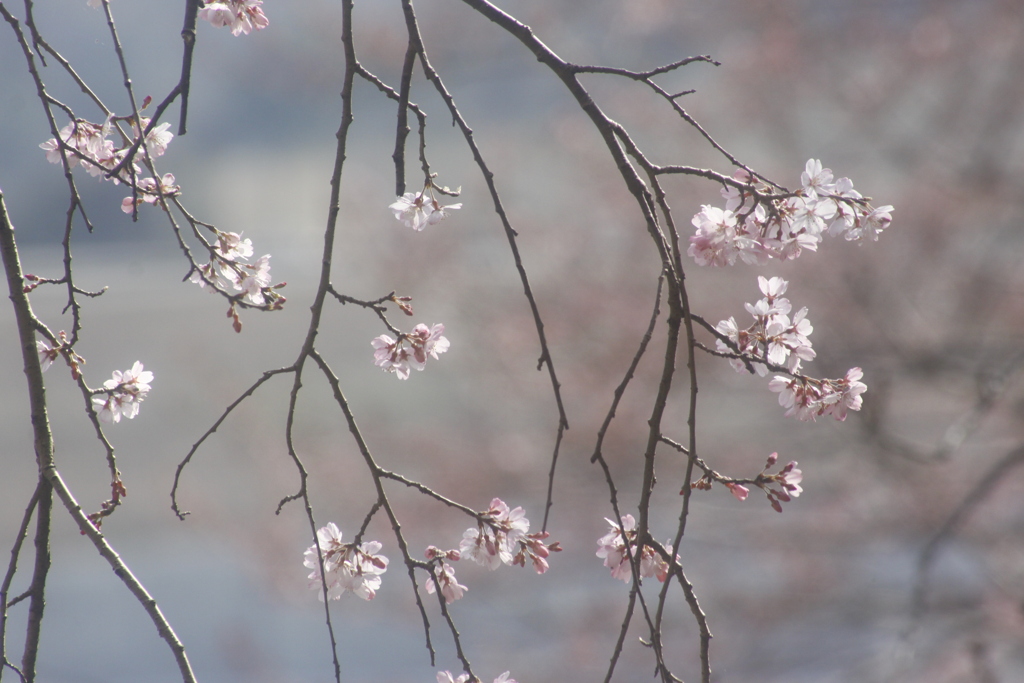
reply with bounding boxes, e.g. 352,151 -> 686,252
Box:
2,1 -> 1024,682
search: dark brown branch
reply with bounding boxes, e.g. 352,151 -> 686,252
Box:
172,367 -> 293,519
2,189 -> 197,683
177,0 -> 201,134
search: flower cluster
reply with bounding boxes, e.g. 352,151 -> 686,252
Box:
35,331 -> 87,379
755,453 -> 803,512
121,173 -> 180,214
596,514 -> 677,584
715,276 -> 814,376
688,159 -> 893,267
371,323 -> 449,379
460,498 -> 560,575
424,546 -> 468,604
716,276 -> 866,421
40,115 -> 173,189
36,339 -> 60,372
422,499 -> 559,606
303,523 -> 389,601
91,361 -> 153,424
189,232 -> 283,310
198,0 -> 269,35
768,367 -> 867,422
390,189 -> 462,231
437,671 -> 516,683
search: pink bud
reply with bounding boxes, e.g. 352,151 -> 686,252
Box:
726,482 -> 750,502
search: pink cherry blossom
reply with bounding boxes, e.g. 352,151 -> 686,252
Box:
778,461 -> 803,497
436,671 -> 516,683
596,514 -> 676,584
716,277 -> 815,377
687,205 -> 740,267
460,498 -> 548,572
371,334 -> 412,379
199,0 -> 269,35
768,368 -> 867,422
425,562 -> 468,604
237,255 -> 273,305
190,260 -> 240,292
130,118 -> 174,159
689,159 -> 892,266
121,173 -> 180,213
846,204 -> 893,242
726,482 -> 749,501
754,455 -> 805,512
92,361 -> 153,423
511,530 -> 561,574
213,231 -> 255,262
37,340 -> 59,372
800,158 -> 834,197
459,498 -> 524,569
40,118 -> 120,176
436,673 -> 470,683
390,191 -> 462,231
187,239 -> 281,310
371,323 -> 449,379
303,523 -> 389,602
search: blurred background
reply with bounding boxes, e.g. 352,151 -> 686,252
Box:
2,0 -> 1024,681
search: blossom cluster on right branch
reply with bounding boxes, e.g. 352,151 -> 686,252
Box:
715,275 -> 867,421
688,159 -> 893,267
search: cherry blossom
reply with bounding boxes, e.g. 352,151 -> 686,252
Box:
34,331 -> 84,378
457,498 -> 560,575
511,530 -> 561,574
199,0 -> 269,35
92,361 -> 153,423
424,547 -> 467,603
425,562 -> 468,604
687,205 -> 741,267
768,367 -> 866,422
716,276 -> 815,377
371,334 -> 413,379
130,117 -> 173,159
437,673 -> 470,683
460,498 -> 528,570
37,340 -> 59,372
237,254 -> 273,305
754,453 -> 804,513
371,323 -> 449,379
725,482 -> 749,501
437,672 -> 517,683
390,191 -> 462,231
717,276 -> 866,420
40,118 -> 120,177
42,113 -> 178,187
121,174 -> 180,213
303,523 -> 389,601
845,204 -> 894,242
596,514 -> 676,584
213,231 -> 254,262
187,237 -> 283,312
800,157 -> 834,197
688,160 -> 892,267
189,260 -> 240,292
